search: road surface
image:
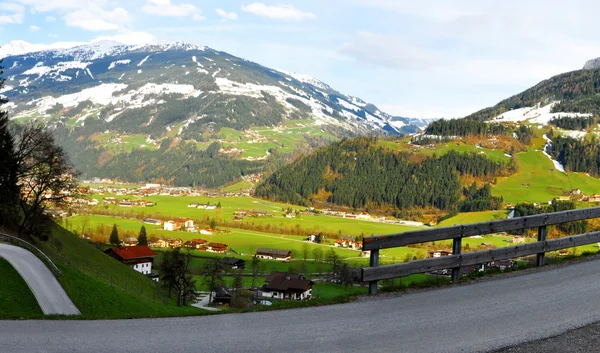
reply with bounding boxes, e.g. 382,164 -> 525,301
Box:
2,258 -> 600,352
0,243 -> 80,316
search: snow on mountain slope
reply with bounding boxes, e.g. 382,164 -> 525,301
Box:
2,39 -> 430,135
490,101 -> 591,124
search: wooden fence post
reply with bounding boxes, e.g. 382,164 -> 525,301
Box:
537,225 -> 547,266
451,236 -> 462,282
368,249 -> 379,295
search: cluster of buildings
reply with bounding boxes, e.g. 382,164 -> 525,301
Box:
147,237 -> 228,253
233,209 -> 273,221
104,245 -> 159,281
82,181 -> 253,198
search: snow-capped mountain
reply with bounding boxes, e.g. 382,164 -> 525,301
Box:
2,40 -> 428,135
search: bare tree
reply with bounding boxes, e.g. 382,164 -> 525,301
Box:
250,254 -> 260,288
160,249 -> 197,306
12,124 -> 78,239
302,242 -> 310,262
202,259 -> 225,304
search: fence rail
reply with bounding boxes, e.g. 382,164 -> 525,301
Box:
361,207 -> 600,294
0,232 -> 62,277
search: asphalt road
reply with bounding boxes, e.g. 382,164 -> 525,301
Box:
0,243 -> 80,316
3,258 -> 600,352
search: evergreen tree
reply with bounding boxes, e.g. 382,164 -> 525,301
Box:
109,224 -> 120,247
0,64 -> 19,228
138,226 -> 148,245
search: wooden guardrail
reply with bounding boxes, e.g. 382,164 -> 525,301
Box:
0,232 -> 62,277
361,207 -> 600,294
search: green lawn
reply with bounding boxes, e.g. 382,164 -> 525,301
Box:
493,149 -> 600,203
437,210 -> 508,227
0,259 -> 43,318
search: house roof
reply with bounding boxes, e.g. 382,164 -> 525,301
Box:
256,248 -> 291,257
219,257 -> 245,266
263,272 -> 312,293
105,245 -> 157,260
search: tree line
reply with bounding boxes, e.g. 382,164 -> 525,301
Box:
255,137 -> 514,212
549,116 -> 596,130
545,132 -> 600,175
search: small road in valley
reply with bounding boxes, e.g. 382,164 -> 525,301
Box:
0,243 -> 80,316
2,258 -> 600,352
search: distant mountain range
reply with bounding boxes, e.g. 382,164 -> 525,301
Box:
0,39 -> 437,186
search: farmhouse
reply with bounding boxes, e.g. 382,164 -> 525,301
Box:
207,242 -> 227,253
143,218 -> 162,225
218,257 -> 246,269
166,238 -> 183,249
104,245 -> 157,276
184,239 -> 207,249
256,248 -> 292,261
148,237 -> 168,248
428,250 -> 452,258
200,228 -> 214,235
122,237 -> 138,247
259,272 -> 313,300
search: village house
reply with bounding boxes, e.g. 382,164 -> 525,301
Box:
104,245 -> 157,277
122,237 -> 138,247
188,202 -> 199,208
143,218 -> 162,225
512,235 -> 526,244
166,238 -> 183,249
334,237 -> 361,250
428,250 -> 452,258
183,239 -> 207,249
570,189 -> 582,195
207,242 -> 227,253
148,237 -> 168,248
590,194 -> 600,203
163,219 -> 194,232
118,201 -> 133,207
87,199 -> 99,206
307,234 -> 318,243
163,220 -> 179,231
200,228 -> 214,235
558,195 -> 571,201
218,257 -> 246,269
256,248 -> 292,261
259,272 -> 313,300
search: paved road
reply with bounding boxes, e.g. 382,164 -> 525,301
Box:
0,243 -> 80,316
3,259 -> 600,352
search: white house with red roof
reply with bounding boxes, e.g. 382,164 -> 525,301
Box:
104,245 -> 157,276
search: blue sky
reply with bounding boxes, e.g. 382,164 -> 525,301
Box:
2,0 -> 600,118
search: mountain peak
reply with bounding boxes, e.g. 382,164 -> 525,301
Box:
583,57 -> 600,70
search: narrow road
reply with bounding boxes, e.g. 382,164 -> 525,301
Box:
2,258 -> 600,352
0,243 -> 80,316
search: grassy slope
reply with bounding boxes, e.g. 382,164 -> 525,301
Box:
34,225 -> 201,318
0,259 -> 43,318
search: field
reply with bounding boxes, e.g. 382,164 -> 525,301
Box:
437,210 -> 508,226
492,149 -> 600,203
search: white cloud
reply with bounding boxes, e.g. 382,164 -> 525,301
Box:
45,15 -> 56,22
29,24 -> 40,31
339,32 -> 436,70
63,7 -> 130,32
0,2 -> 25,24
216,8 -> 237,21
142,0 -> 204,20
241,3 -> 316,21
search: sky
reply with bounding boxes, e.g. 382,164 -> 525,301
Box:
2,0 -> 600,118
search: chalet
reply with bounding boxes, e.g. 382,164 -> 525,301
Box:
205,204 -> 217,210
233,215 -> 244,221
487,259 -> 515,270
590,194 -> 600,203
166,238 -> 183,249
218,257 -> 246,269
200,228 -> 214,235
256,248 -> 292,261
428,250 -> 452,258
307,234 -> 317,243
207,242 -> 227,253
148,237 -> 168,248
512,235 -> 525,244
176,218 -> 195,231
122,237 -> 138,247
213,286 -> 232,304
183,239 -> 207,249
104,245 -> 157,276
259,272 -> 313,300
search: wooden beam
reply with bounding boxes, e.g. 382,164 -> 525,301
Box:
363,207 -> 600,250
361,231 -> 600,282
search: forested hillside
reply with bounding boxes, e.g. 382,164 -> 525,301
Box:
255,137 -> 514,212
464,68 -> 600,121
546,131 -> 600,177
